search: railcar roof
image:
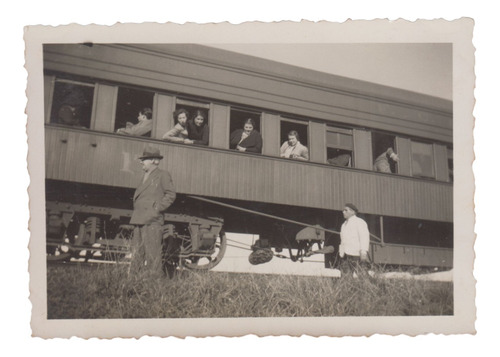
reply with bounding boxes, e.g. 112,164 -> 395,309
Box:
115,43 -> 452,115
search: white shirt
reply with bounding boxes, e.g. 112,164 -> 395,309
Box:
339,215 -> 370,257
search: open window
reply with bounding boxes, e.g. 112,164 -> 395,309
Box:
175,98 -> 210,126
230,108 -> 261,136
326,125 -> 353,167
50,78 -> 95,129
114,87 -> 155,137
279,118 -> 309,161
372,132 -> 398,173
173,98 -> 210,145
411,141 -> 435,179
280,118 -> 308,147
229,108 -> 262,152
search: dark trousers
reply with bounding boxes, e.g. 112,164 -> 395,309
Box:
340,254 -> 370,276
324,233 -> 340,269
131,224 -> 163,275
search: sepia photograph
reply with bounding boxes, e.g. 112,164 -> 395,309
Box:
25,19 -> 475,338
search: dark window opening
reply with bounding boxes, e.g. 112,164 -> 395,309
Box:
50,79 -> 94,129
229,109 -> 261,135
372,132 -> 398,173
383,216 -> 453,248
114,87 -> 154,137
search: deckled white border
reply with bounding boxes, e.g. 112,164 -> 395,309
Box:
25,19 -> 475,338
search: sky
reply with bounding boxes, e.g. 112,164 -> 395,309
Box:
210,43 -> 452,100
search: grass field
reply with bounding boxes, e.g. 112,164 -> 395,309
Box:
46,263 -> 453,319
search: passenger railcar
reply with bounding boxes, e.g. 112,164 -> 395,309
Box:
43,43 -> 453,269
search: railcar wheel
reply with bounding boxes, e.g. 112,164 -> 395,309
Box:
183,230 -> 227,271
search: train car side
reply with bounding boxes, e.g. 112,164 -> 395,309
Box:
43,44 -> 453,269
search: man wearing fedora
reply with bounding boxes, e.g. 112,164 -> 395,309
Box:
130,145 -> 176,276
339,203 -> 370,276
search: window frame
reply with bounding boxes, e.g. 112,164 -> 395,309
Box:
410,140 -> 436,179
49,77 -> 96,129
279,117 -> 310,147
325,125 -> 354,167
113,86 -> 156,137
371,131 -> 399,174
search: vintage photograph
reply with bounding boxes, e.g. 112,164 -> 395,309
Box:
26,20 -> 475,337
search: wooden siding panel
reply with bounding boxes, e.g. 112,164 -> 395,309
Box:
153,94 -> 175,140
261,113 -> 280,157
210,104 -> 230,149
353,129 -> 372,170
45,127 -> 452,222
395,137 -> 412,176
309,121 -> 326,163
93,84 -> 117,132
434,143 -> 450,182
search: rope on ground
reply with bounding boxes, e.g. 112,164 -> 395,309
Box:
226,243 -> 253,251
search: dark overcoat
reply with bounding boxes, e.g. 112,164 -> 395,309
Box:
229,129 -> 263,153
130,167 -> 176,225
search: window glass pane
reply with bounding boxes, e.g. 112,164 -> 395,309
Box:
326,125 -> 353,166
50,79 -> 94,128
411,141 -> 435,178
326,131 -> 353,149
114,87 -> 154,137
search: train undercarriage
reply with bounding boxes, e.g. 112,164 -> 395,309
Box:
45,198 -> 327,274
45,180 -> 453,272
46,200 -> 227,276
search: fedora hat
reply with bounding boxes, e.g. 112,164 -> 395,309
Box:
139,146 -> 163,160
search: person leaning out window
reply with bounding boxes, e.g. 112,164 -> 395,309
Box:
184,110 -> 209,146
116,107 -> 153,136
229,118 -> 263,153
280,130 -> 309,161
162,109 -> 189,143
